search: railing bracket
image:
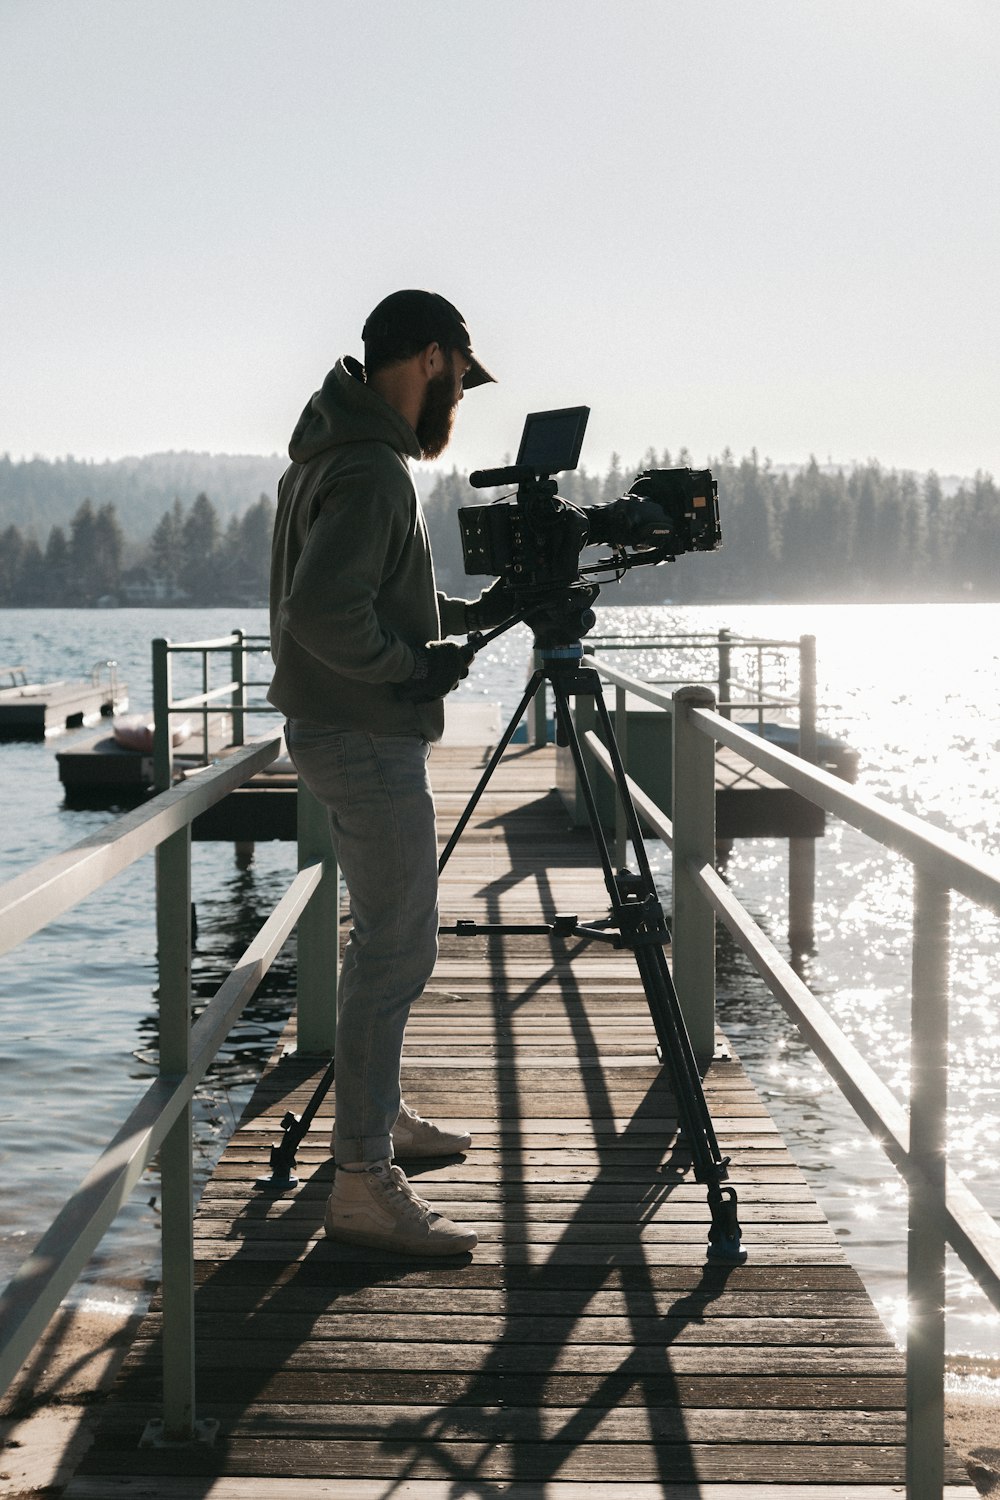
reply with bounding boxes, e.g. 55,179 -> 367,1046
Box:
140,1416 -> 219,1449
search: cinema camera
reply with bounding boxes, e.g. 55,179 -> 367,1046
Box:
458,406 -> 720,647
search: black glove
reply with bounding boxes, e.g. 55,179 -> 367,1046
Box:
465,578 -> 516,632
395,641 -> 471,704
585,497 -> 674,547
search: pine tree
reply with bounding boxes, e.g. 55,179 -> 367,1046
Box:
93,504 -> 124,598
233,495 -> 275,601
42,525 -> 70,604
149,499 -> 186,592
182,493 -> 220,601
0,524 -> 25,603
68,500 -> 100,602
17,537 -> 46,603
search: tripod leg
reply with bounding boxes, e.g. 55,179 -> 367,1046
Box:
438,669 -> 546,875
549,671 -> 745,1264
590,686 -> 728,1160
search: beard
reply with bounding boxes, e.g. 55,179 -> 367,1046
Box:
415,366 -> 459,460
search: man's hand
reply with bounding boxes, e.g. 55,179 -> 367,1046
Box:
465,578 -> 515,632
395,641 -> 471,704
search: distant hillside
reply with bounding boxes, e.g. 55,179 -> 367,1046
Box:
0,451 -> 448,543
0,452 -> 288,541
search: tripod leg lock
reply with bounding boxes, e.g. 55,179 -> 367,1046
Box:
706,1183 -> 748,1264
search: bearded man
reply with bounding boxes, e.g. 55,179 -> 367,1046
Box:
268,291 -> 509,1255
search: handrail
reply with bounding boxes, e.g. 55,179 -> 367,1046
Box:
698,707 -> 1000,918
0,723 -> 339,1443
527,630 -> 816,749
0,861 -> 321,1395
587,632 -> 803,649
576,656 -> 999,1500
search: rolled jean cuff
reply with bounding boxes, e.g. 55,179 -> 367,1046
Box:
334,1132 -> 393,1166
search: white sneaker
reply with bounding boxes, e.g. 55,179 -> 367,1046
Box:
392,1100 -> 472,1159
323,1160 -> 477,1256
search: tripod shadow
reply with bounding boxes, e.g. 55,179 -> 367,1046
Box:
368,803 -> 742,1491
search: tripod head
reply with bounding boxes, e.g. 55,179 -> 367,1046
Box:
464,579 -> 600,662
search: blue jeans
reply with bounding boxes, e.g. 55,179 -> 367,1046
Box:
284,722 -> 439,1164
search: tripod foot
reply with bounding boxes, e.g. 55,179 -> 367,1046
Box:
254,1110 -> 301,1191
706,1183 -> 748,1264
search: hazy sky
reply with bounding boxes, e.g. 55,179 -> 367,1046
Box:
2,0 -> 997,479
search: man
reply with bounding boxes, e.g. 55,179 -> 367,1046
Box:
268,290 -> 509,1256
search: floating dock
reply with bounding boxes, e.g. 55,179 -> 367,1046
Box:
0,663 -> 127,740
66,741 -> 975,1496
55,714 -> 233,802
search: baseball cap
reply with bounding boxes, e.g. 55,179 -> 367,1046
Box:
362,289 -> 497,389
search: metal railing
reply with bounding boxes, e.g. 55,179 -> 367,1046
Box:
89,657 -> 121,706
572,655 -> 1000,1500
527,629 -> 818,748
151,630 -> 274,791
0,733 -> 339,1443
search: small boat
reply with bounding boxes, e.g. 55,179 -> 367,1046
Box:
112,715 -> 193,754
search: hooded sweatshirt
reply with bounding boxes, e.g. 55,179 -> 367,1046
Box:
268,357 -> 467,741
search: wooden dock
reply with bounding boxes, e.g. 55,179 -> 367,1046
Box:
66,742 -> 975,1497
0,664 -> 127,740
56,714 -> 233,802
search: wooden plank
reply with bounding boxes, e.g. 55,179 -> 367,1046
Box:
120,1339 -> 906,1376
110,1368 -> 911,1410
66,1482 -> 982,1499
149,1285 -> 885,1318
70,1438 -> 921,1481
137,1311 -> 895,1347
96,1399 -> 907,1443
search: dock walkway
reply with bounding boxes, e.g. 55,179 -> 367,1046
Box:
67,743 -> 975,1496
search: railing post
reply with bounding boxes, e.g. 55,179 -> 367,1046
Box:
755,645 -> 765,734
230,629 -> 246,748
614,683 -> 629,869
295,778 -> 339,1055
671,686 -> 716,1062
717,629 -> 732,721
798,634 -> 817,762
200,648 -> 210,767
906,868 -> 950,1500
154,823 -> 196,1443
152,638 -> 173,793
789,634 -> 818,956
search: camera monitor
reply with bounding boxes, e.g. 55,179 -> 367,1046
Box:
516,406 -> 590,475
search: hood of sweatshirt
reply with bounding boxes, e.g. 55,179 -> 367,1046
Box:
287,357 -> 422,465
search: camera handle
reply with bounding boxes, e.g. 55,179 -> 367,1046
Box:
437,646 -> 746,1265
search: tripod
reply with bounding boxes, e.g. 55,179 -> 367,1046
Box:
439,639 -> 746,1264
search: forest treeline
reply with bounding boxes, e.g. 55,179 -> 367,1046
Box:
0,492 -> 274,606
0,450 -> 996,606
0,451 -> 284,541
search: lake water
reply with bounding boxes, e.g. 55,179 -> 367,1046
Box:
0,602 -> 998,1378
